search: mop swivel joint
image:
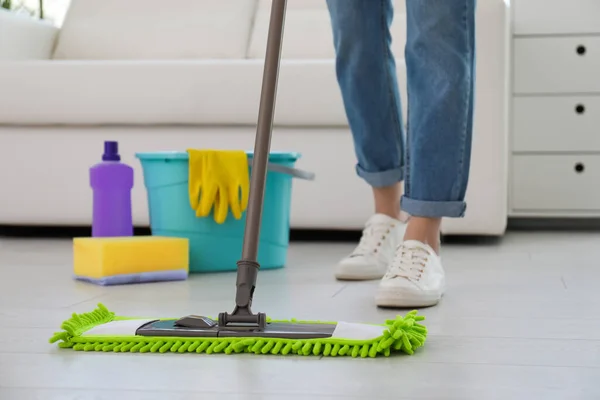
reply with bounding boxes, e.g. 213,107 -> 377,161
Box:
234,259 -> 259,308
217,259 -> 267,331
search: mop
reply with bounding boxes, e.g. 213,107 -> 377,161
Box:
49,0 -> 427,358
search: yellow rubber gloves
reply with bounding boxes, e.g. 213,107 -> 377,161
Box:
186,149 -> 250,224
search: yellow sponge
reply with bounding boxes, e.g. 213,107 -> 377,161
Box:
73,236 -> 189,285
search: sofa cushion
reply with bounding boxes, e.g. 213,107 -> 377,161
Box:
247,0 -> 407,59
0,60 -> 407,127
52,0 -> 258,60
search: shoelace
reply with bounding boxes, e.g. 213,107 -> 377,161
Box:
350,221 -> 396,258
384,244 -> 430,281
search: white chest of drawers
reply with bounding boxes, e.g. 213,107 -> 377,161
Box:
510,0 -> 600,217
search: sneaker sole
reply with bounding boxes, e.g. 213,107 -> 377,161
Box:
334,272 -> 384,281
375,289 -> 443,308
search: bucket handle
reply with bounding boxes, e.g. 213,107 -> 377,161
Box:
259,161 -> 315,180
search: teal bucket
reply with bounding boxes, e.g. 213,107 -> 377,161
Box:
135,151 -> 310,273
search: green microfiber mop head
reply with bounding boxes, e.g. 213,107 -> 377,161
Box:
49,304 -> 428,358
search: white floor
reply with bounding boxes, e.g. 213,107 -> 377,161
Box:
1,232 -> 600,399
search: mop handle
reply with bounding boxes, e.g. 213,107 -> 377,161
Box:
217,0 -> 288,330
241,0 -> 287,262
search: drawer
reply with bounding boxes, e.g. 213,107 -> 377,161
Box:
512,155 -> 600,211
514,37 -> 600,94
512,97 -> 600,152
514,0 -> 600,35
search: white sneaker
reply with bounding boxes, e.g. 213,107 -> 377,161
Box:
375,240 -> 445,308
334,214 -> 406,281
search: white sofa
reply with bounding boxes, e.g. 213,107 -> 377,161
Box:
0,0 -> 510,235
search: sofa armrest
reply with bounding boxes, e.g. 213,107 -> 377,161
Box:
0,10 -> 59,60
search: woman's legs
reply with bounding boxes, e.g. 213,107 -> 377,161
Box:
327,0 -> 476,307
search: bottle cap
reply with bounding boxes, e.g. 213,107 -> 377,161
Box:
102,141 -> 121,161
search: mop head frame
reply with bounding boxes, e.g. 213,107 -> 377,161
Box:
49,304 -> 427,358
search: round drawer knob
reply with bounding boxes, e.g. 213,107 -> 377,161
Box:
575,163 -> 585,173
576,104 -> 586,114
577,45 -> 587,55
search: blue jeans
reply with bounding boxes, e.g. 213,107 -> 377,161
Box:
326,0 -> 476,218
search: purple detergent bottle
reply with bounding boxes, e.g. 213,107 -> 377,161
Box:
90,141 -> 134,237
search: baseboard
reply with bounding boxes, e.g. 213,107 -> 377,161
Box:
507,218 -> 600,231
0,224 -> 362,242
2,219 -> 597,243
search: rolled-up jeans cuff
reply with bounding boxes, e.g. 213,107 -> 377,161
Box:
356,165 -> 404,188
401,196 -> 466,218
